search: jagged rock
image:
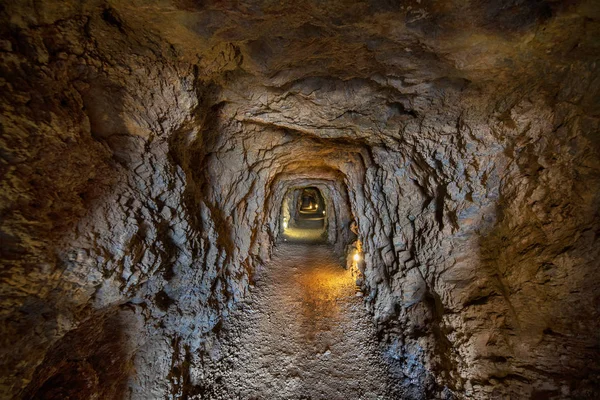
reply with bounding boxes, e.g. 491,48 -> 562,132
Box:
1,1 -> 599,399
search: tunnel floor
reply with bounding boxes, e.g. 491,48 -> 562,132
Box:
283,213 -> 327,243
216,242 -> 393,399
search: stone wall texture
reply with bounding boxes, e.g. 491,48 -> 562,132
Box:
1,1 -> 599,399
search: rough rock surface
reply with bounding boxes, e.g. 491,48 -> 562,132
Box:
1,0 -> 599,399
205,242 -> 394,399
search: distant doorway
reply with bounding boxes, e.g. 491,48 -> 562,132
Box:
281,187 -> 327,243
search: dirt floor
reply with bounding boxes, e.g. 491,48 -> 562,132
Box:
215,241 -> 394,399
282,219 -> 327,242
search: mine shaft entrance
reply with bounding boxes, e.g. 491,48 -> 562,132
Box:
281,186 -> 327,243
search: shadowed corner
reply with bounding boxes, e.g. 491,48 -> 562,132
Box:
20,305 -> 144,400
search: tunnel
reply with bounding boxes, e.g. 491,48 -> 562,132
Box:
1,1 -> 599,399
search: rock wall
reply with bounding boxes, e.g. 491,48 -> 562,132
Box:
0,3 -> 239,398
218,70 -> 600,398
1,0 -> 599,399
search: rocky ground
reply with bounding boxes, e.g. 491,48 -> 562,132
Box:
213,242 -> 393,399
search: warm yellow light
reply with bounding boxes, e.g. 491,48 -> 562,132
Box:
353,252 -> 360,262
322,210 -> 326,215
315,204 -> 319,209
283,221 -> 288,229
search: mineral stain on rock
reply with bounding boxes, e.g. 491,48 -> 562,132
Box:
0,0 -> 599,399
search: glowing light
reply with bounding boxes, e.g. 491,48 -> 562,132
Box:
322,210 -> 326,215
283,221 -> 288,229
353,252 -> 360,262
315,204 -> 319,209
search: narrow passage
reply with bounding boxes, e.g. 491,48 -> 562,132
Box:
219,243 -> 392,399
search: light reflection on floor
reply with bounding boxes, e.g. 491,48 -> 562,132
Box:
217,243 -> 390,398
282,225 -> 326,242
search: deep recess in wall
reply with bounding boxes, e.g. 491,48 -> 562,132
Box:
0,1 -> 599,399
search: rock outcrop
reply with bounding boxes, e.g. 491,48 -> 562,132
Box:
1,0 -> 599,399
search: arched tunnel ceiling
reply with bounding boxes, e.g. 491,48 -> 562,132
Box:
97,0 -> 596,86
9,0 -> 598,96
272,163 -> 357,179
83,0 -> 599,148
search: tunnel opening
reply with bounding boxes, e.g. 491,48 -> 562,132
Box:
281,186 -> 327,243
266,169 -> 358,263
297,187 -> 326,228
